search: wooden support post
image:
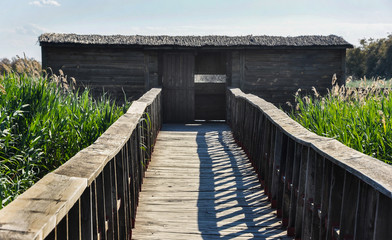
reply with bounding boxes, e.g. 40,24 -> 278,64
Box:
294,145 -> 309,238
266,123 -> 276,201
302,148 -> 316,239
255,112 -> 265,180
373,193 -> 392,239
96,174 -> 106,239
354,182 -> 378,240
339,172 -> 360,239
80,187 -> 93,240
261,120 -> 271,189
57,214 -> 67,240
67,199 -> 80,240
287,142 -> 302,236
276,134 -> 288,218
91,180 -> 98,240
123,142 -> 132,238
326,165 -> 344,240
282,137 -> 295,227
115,150 -> 128,240
103,163 -> 114,240
111,159 -> 120,240
271,129 -> 283,208
318,158 -> 332,239
310,153 -> 323,240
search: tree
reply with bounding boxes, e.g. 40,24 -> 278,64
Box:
346,35 -> 392,79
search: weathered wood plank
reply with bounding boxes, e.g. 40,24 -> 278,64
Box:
132,124 -> 292,239
0,173 -> 87,240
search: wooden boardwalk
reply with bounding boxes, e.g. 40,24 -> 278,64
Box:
132,124 -> 292,239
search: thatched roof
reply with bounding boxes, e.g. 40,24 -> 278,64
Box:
39,33 -> 352,48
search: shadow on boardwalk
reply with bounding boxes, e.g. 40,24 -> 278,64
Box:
132,124 -> 290,239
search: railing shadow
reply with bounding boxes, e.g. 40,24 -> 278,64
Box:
193,124 -> 286,239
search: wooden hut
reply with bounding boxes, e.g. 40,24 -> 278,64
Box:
39,33 -> 352,122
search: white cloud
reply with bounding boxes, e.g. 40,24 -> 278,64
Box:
29,0 -> 60,7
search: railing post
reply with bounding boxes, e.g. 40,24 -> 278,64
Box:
374,193 -> 392,239
103,162 -> 114,240
271,129 -> 286,209
68,199 -> 81,239
311,153 -> 324,239
115,149 -> 129,240
302,148 -> 316,239
57,214 -> 67,240
91,180 -> 99,239
95,174 -> 106,239
294,145 -> 309,238
336,171 -> 359,239
326,164 -> 344,240
81,187 -> 93,240
282,137 -> 295,227
287,142 -> 302,236
319,158 -> 332,239
354,182 -> 378,239
276,134 -> 288,218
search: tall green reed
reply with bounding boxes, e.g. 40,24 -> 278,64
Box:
290,76 -> 391,164
0,73 -> 130,209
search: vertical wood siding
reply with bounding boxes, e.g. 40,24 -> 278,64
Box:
162,53 -> 195,123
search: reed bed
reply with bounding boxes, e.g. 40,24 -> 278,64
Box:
0,72 -> 130,209
290,75 -> 392,164
345,76 -> 392,88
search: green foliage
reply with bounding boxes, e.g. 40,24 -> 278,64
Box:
346,35 -> 392,79
0,73 -> 130,209
290,82 -> 392,165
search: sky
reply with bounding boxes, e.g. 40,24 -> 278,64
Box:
0,0 -> 391,62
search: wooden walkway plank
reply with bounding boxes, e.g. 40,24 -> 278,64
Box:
132,124 -> 292,239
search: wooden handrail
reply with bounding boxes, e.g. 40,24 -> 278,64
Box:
227,88 -> 392,239
0,88 -> 162,240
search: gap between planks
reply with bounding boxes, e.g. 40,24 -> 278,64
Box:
132,123 -> 292,240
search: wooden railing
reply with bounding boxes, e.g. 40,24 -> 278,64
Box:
0,88 -> 162,240
227,88 -> 392,240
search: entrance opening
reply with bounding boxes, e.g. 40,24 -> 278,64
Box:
194,52 -> 227,121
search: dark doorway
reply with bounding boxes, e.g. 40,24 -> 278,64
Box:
194,52 -> 226,121
162,53 -> 195,123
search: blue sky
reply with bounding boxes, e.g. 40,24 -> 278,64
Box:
1,0 -> 391,61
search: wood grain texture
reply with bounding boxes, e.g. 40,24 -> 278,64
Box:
132,124 -> 292,239
42,46 -> 146,102
227,88 -> 392,239
228,88 -> 392,199
0,173 -> 87,240
233,49 -> 345,107
162,53 -> 195,123
0,88 -> 162,240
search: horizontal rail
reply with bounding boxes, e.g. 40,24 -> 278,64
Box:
227,88 -> 392,240
0,88 -> 162,240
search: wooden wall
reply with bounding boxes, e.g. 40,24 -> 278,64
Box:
42,46 -> 159,103
42,45 -> 346,109
231,49 -> 346,107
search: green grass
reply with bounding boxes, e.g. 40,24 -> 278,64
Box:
290,84 -> 392,164
0,73 -> 130,209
